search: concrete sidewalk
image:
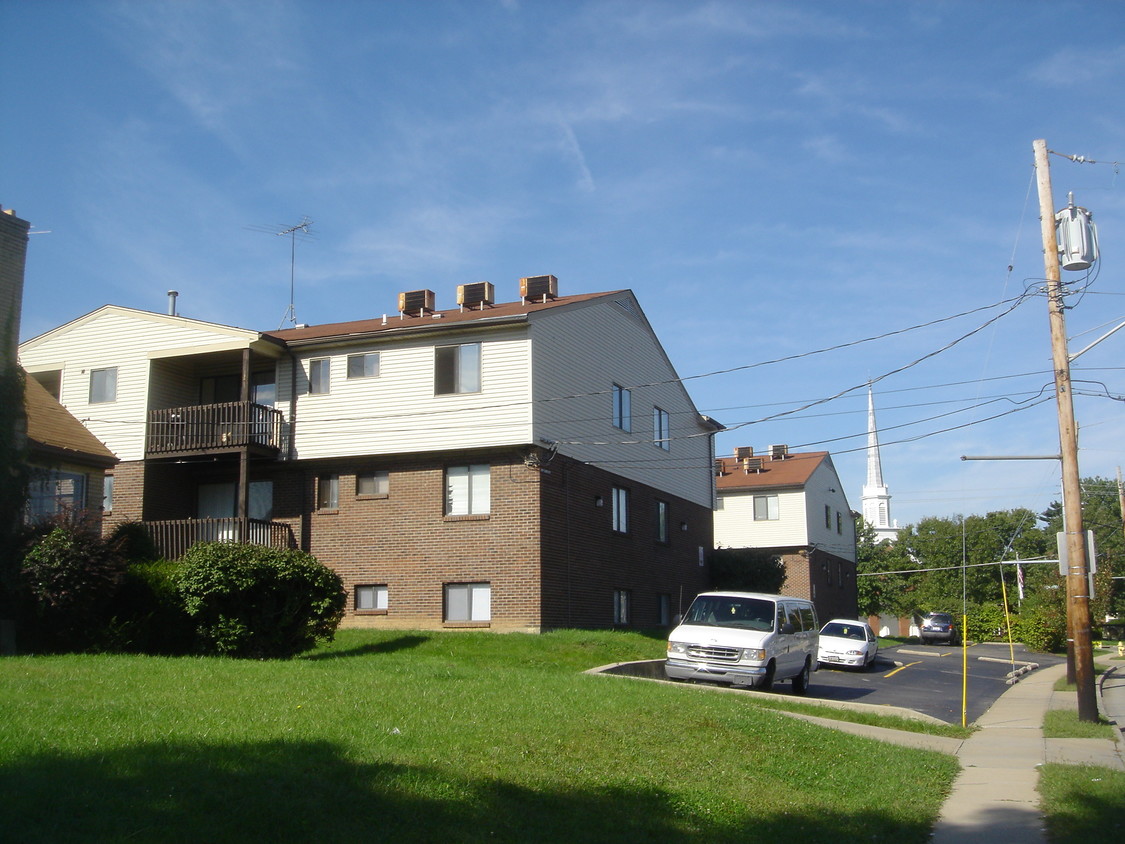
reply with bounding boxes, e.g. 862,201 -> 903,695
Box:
930,655 -> 1124,844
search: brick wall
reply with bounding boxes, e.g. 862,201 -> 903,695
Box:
778,548 -> 858,623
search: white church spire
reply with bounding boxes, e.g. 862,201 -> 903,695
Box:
862,386 -> 898,542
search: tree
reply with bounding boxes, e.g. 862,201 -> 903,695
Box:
1040,476 -> 1124,625
855,518 -> 915,618
709,548 -> 786,594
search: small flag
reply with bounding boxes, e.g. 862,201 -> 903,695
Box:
1016,563 -> 1025,601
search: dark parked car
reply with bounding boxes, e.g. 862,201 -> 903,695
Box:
919,612 -> 959,644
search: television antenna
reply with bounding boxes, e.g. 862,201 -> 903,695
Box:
246,216 -> 315,328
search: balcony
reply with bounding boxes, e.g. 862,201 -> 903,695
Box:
146,402 -> 284,458
144,518 -> 295,560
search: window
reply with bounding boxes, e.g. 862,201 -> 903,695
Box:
445,582 -> 490,622
309,358 -> 330,394
613,590 -> 630,625
435,343 -> 480,394
753,494 -> 779,521
26,470 -> 87,522
836,512 -> 843,534
655,499 -> 669,543
356,585 -> 388,612
89,367 -> 117,403
653,406 -> 670,450
347,353 -> 380,379
316,474 -> 339,510
357,470 -> 389,497
658,593 -> 672,627
612,486 -> 629,533
102,475 -> 114,512
825,505 -> 832,529
445,464 -> 490,516
612,384 -> 631,431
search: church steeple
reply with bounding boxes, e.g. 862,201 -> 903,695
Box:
862,386 -> 898,541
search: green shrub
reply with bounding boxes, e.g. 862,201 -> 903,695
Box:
19,524 -> 127,651
105,559 -> 194,655
108,521 -> 161,563
1015,602 -> 1067,652
177,543 -> 345,659
964,603 -> 1007,642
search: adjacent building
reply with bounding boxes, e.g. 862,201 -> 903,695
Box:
713,447 -> 857,621
18,278 -> 721,631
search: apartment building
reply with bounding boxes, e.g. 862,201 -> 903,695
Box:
19,278 -> 720,631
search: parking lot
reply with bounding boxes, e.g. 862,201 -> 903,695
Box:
801,642 -> 1067,724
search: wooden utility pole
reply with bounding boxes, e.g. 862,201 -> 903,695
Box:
1033,138 -> 1097,721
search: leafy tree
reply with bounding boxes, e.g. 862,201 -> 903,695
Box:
710,548 -> 786,593
177,543 -> 346,659
0,357 -> 28,630
855,518 -> 916,617
1039,476 -> 1124,625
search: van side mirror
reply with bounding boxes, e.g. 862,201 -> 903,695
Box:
781,622 -> 795,634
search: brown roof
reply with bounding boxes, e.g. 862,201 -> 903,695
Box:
23,374 -> 117,468
264,290 -> 624,344
714,451 -> 829,492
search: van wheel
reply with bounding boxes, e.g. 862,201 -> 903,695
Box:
756,662 -> 775,691
792,660 -> 810,695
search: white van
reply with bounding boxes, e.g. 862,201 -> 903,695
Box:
665,591 -> 819,693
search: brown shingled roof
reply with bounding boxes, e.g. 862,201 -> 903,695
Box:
714,451 -> 829,492
24,374 -> 117,468
264,290 -> 623,343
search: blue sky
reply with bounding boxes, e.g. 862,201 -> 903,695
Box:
4,0 -> 1123,530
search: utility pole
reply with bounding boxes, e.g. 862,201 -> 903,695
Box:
1033,139 -> 1097,721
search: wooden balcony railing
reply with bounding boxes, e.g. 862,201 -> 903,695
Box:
146,402 -> 284,456
143,518 -> 295,560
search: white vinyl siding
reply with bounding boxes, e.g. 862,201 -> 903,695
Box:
276,329 -> 532,460
18,307 -> 269,463
527,296 -> 713,508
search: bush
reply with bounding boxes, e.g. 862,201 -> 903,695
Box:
964,603 -> 1008,642
1015,602 -> 1067,653
19,523 -> 127,651
108,521 -> 161,563
105,559 -> 194,655
177,543 -> 345,659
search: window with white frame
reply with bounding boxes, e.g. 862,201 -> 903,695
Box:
102,475 -> 114,512
316,474 -> 339,510
655,499 -> 669,543
653,406 -> 670,450
309,358 -> 330,394
435,343 -> 481,394
613,589 -> 630,625
355,585 -> 388,612
612,384 -> 631,431
753,494 -> 779,521
347,352 -> 380,379
444,582 -> 490,622
89,367 -> 117,403
445,464 -> 490,516
356,470 -> 389,497
26,470 -> 87,522
612,486 -> 629,533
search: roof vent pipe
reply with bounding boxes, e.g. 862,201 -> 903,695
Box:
167,290 -> 179,316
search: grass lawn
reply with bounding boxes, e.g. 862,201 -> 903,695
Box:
1039,764 -> 1125,844
0,629 -> 959,843
1042,709 -> 1118,740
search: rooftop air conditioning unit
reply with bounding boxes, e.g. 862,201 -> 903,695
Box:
735,446 -> 754,460
457,281 -> 495,308
520,274 -> 558,301
398,289 -> 436,315
769,444 -> 789,460
742,457 -> 763,473
713,459 -> 725,476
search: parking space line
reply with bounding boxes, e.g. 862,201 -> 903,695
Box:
884,660 -> 922,678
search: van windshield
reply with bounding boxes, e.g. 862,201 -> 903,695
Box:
683,596 -> 774,632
